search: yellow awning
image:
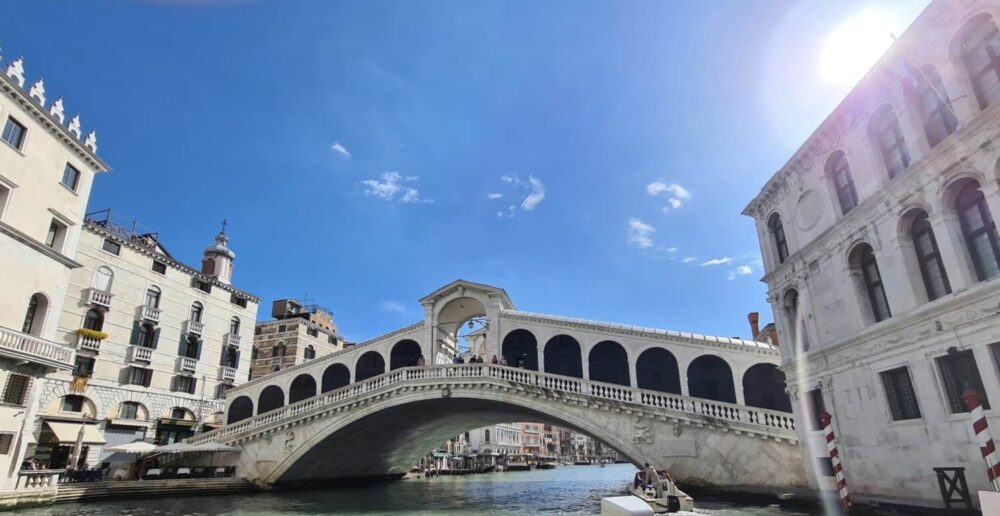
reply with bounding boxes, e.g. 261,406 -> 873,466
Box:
45,421 -> 106,445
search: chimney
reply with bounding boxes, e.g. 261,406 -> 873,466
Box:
748,312 -> 761,339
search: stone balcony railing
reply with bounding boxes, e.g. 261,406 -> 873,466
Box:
76,333 -> 101,352
219,366 -> 237,383
85,287 -> 113,309
136,304 -> 161,324
16,469 -> 64,489
270,356 -> 283,366
128,345 -> 153,363
0,326 -> 75,370
177,356 -> 198,373
183,319 -> 204,336
225,333 -> 241,347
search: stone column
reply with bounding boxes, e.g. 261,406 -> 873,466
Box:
877,241 -> 920,315
939,58 -> 979,125
678,361 -> 689,397
930,212 -> 978,291
896,98 -> 929,164
982,183 -> 1000,234
536,345 -> 545,374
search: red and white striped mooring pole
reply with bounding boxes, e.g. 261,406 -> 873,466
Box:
819,410 -> 851,509
963,388 -> 1000,491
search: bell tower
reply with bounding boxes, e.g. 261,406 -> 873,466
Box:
201,220 -> 236,285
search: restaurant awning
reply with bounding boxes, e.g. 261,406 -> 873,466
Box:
45,421 -> 106,445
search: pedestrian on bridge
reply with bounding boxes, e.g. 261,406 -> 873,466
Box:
491,355 -> 498,364
416,355 -> 425,366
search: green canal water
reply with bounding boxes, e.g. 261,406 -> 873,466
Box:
12,464 -> 825,515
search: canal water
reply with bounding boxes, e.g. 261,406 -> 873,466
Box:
14,464 -> 822,515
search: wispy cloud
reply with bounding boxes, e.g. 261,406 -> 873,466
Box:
500,175 -> 514,183
700,257 -> 733,266
361,172 -> 431,204
487,193 -> 503,199
381,300 -> 409,314
728,265 -> 754,280
646,181 -> 691,210
493,174 -> 546,216
331,142 -> 351,158
682,257 -> 697,263
627,218 -> 656,249
521,176 -> 545,210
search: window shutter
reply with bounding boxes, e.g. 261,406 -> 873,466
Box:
195,338 -> 203,360
151,328 -> 161,349
129,321 -> 140,345
178,336 -> 188,358
190,378 -> 198,395
234,349 -> 241,366
143,369 -> 153,388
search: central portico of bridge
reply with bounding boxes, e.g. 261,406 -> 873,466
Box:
194,280 -> 804,489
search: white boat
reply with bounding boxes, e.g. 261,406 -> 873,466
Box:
628,470 -> 695,513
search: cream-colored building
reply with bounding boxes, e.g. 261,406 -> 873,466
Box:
466,423 -> 520,455
744,0 -> 1000,509
31,213 -> 259,469
251,299 -> 343,381
0,50 -> 108,492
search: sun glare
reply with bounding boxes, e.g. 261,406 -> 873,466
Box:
818,8 -> 898,87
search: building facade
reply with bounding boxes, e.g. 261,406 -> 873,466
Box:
466,423 -> 521,455
0,50 -> 107,491
251,299 -> 343,380
744,0 -> 1000,508
518,422 -> 543,456
32,213 -> 259,469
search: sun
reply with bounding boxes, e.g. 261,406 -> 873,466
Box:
818,8 -> 898,88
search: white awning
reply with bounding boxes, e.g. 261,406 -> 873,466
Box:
45,421 -> 106,445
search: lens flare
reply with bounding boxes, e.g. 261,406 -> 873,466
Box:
818,9 -> 898,87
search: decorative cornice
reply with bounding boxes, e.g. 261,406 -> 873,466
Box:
254,318 -> 341,339
0,221 -> 82,269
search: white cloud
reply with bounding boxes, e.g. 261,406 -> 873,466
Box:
500,175 -> 514,183
381,300 -> 408,313
666,247 -> 678,253
361,172 -> 431,203
331,142 -> 351,158
646,181 -> 691,210
521,175 -> 545,210
728,265 -> 754,280
682,257 -> 697,263
700,257 -> 733,266
627,218 -> 656,249
487,193 -> 503,199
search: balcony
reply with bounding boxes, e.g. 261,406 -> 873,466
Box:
183,319 -> 204,336
128,345 -> 153,363
225,333 -> 241,347
270,356 -> 283,366
219,366 -> 237,383
76,333 -> 101,352
136,305 -> 161,324
0,326 -> 75,370
85,288 -> 113,309
177,356 -> 197,373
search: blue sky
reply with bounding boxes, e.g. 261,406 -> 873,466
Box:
7,0 -> 927,343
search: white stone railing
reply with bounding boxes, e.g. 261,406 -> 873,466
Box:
136,304 -> 161,324
85,287 -> 113,309
193,364 -> 796,445
76,333 -> 101,352
183,319 -> 204,336
0,326 -> 75,366
17,469 -> 64,489
128,345 -> 153,362
219,366 -> 238,382
177,356 -> 198,372
225,333 -> 241,347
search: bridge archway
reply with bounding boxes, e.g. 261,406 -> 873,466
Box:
544,334 -> 582,378
743,363 -> 792,412
227,395 -> 253,424
435,295 -> 489,360
258,385 -> 284,414
588,341 -> 630,386
502,329 -> 538,370
390,340 -> 422,370
687,355 -> 736,403
322,363 -> 350,392
636,348 -> 681,394
355,351 -> 386,382
289,374 -> 317,404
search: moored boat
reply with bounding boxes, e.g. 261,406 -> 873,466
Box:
504,453 -> 532,471
535,455 -> 558,469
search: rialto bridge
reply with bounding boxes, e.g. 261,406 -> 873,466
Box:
191,280 -> 806,489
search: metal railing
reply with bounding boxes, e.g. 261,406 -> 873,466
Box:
193,364 -> 796,445
183,319 -> 204,336
0,326 -> 75,366
85,287 -> 113,309
136,305 -> 161,324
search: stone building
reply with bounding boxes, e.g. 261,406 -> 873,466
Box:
518,422 -> 543,456
744,0 -> 1000,508
466,423 -> 522,455
0,50 -> 107,491
34,212 -> 259,469
250,299 -> 343,380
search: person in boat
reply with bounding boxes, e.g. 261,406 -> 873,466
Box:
642,463 -> 663,497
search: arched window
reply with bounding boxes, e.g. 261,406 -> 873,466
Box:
955,180 -> 1000,280
119,401 -> 142,420
782,289 -> 807,350
543,335 -> 583,378
229,316 -> 241,336
389,340 -> 421,369
742,364 -> 792,412
588,341 -> 630,386
502,330 -> 538,370
910,212 -> 951,300
227,396 -> 254,424
908,66 -> 957,147
21,294 -> 47,336
636,348 -> 681,394
321,363 -> 350,392
959,16 -> 1000,109
355,351 -> 385,382
304,345 -> 316,360
289,374 -> 317,403
869,105 -> 910,179
687,355 -> 736,403
257,386 -> 284,414
826,151 -> 858,214
189,302 -> 203,323
768,214 -> 789,264
851,244 -> 892,322
92,266 -> 114,292
83,309 -> 104,331
144,286 -> 161,308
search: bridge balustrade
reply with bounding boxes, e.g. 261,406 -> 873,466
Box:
194,364 -> 795,445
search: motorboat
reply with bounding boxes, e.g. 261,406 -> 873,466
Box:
535,455 -> 558,469
504,453 -> 532,471
628,470 -> 695,513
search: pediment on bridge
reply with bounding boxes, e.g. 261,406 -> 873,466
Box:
419,279 -> 515,309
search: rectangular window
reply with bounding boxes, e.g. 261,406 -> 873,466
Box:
73,356 -> 95,378
0,183 -> 10,221
45,219 -> 67,251
880,367 -> 921,420
0,433 -> 13,455
1,116 -> 26,150
102,238 -> 121,255
151,260 -> 167,275
937,350 -> 990,413
172,375 -> 197,395
61,164 -> 81,191
1,374 -> 31,406
127,367 -> 153,387
806,389 -> 826,431
230,295 -> 247,308
307,328 -> 319,337
193,279 -> 211,293
278,324 -> 287,333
